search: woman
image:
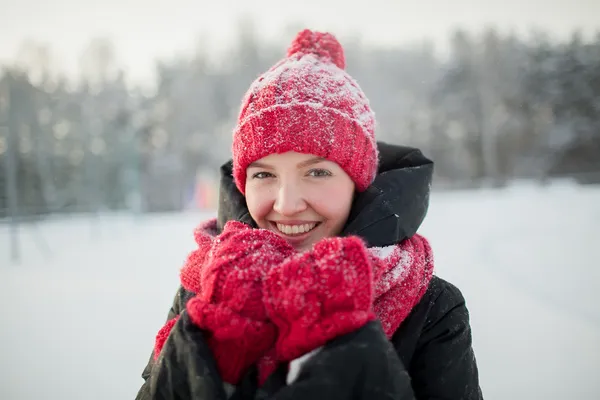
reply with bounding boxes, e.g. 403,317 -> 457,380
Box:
136,29 -> 482,400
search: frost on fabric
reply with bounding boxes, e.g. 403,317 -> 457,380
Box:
240,54 -> 375,141
181,220 -> 434,345
231,44 -> 380,193
368,236 -> 434,337
370,246 -> 413,296
369,245 -> 397,259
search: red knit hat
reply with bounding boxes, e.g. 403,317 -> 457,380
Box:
232,29 -> 378,194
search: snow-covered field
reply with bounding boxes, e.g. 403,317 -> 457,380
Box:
1,181 -> 599,400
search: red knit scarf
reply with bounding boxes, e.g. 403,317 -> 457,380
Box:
155,218 -> 434,380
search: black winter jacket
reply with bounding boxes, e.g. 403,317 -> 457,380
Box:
135,142 -> 483,399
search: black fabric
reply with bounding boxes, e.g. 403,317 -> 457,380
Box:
253,321 -> 414,400
342,142 -> 433,247
392,277 -> 482,399
146,312 -> 228,400
136,141 -> 482,399
216,142 -> 434,246
216,161 -> 256,232
136,289 -> 196,400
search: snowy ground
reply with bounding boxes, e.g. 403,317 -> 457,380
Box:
1,181 -> 599,400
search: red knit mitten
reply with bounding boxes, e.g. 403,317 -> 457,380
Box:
263,236 -> 376,362
186,221 -> 295,384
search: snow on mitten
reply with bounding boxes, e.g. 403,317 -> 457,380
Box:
263,236 -> 376,362
186,221 -> 295,384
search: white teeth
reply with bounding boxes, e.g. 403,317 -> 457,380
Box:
276,223 -> 317,236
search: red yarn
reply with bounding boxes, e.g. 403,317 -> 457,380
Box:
232,28 -> 377,194
263,236 -> 376,361
185,221 -> 294,384
287,29 -> 346,69
153,315 -> 179,361
179,219 -> 218,294
156,220 -> 434,384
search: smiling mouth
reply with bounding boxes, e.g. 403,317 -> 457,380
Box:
272,222 -> 321,236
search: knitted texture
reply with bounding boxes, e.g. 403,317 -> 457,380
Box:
155,218 -> 434,383
184,220 -> 295,384
179,218 -> 219,294
369,233 -> 435,337
232,29 -> 378,194
263,236 -> 376,361
153,315 -> 179,361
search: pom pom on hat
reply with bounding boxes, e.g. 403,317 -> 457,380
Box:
232,29 -> 378,194
286,29 -> 346,70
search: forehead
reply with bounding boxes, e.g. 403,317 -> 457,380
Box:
249,151 -> 328,168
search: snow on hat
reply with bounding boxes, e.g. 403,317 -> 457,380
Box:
232,29 -> 378,194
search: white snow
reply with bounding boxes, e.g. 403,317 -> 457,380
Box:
1,181 -> 599,400
239,52 -> 375,143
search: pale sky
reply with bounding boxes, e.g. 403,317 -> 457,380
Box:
1,0 -> 599,87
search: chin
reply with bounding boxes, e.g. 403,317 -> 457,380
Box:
292,241 -> 314,252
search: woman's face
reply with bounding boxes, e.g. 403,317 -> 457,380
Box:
245,151 -> 355,251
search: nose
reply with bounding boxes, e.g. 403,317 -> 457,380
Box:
273,181 -> 307,216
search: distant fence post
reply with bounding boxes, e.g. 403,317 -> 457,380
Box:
1,76 -> 20,263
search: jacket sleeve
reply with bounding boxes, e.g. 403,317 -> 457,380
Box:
257,321 -> 416,400
258,283 -> 483,400
144,310 -> 229,400
135,286 -> 194,400
409,283 -> 483,399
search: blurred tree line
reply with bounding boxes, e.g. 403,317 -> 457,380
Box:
1,22 -> 599,217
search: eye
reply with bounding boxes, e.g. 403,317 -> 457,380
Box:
251,171 -> 274,179
307,168 -> 332,178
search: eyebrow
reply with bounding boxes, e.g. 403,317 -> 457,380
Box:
298,157 -> 326,168
247,161 -> 273,169
248,157 -> 326,169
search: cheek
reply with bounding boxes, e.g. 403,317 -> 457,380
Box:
245,187 -> 274,226
310,183 -> 354,224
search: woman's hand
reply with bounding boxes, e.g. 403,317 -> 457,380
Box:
185,221 -> 295,384
263,236 -> 376,362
